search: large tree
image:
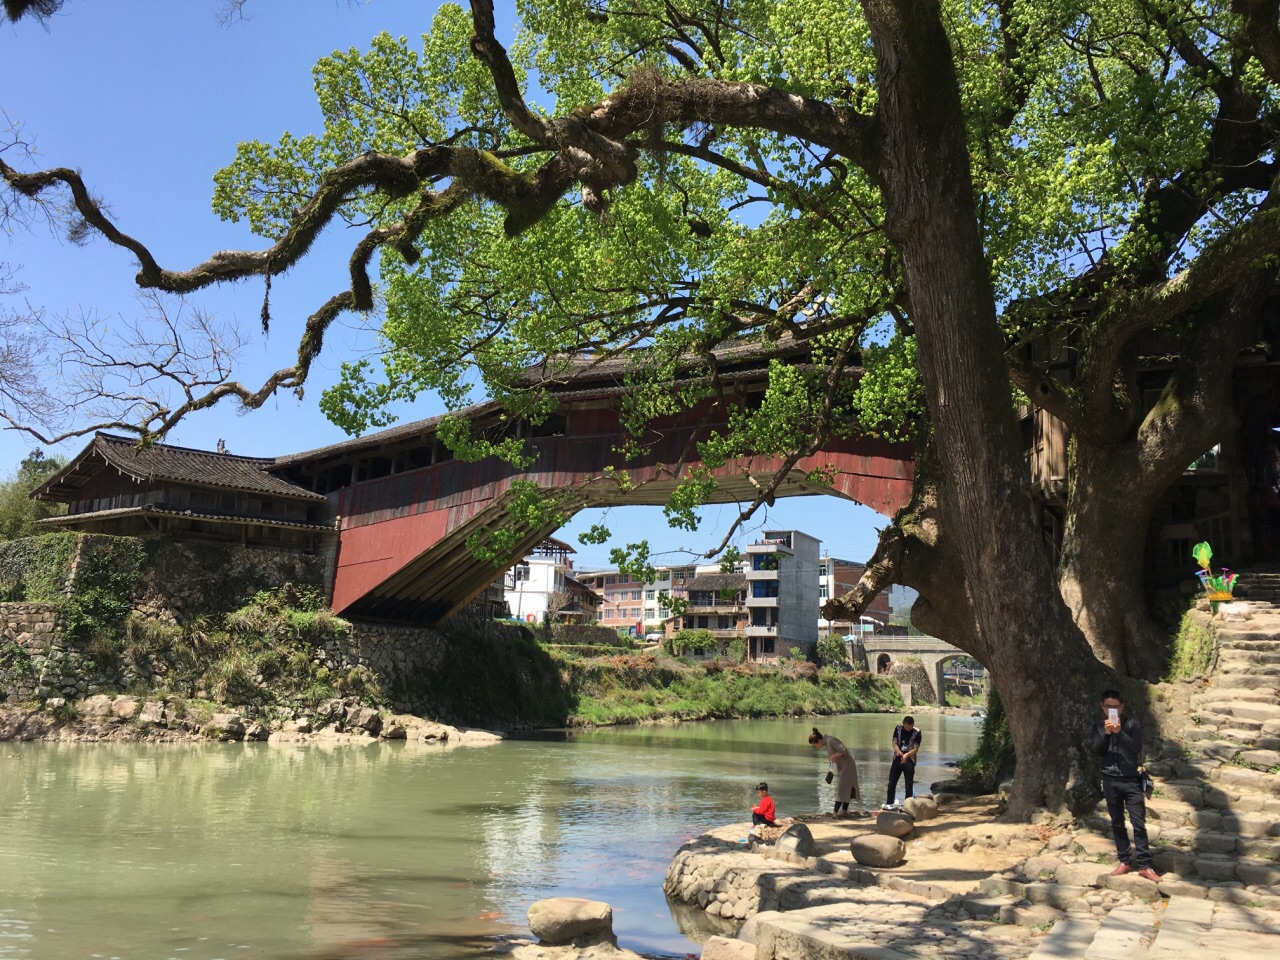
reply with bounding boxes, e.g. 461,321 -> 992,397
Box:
5,0 -> 1280,814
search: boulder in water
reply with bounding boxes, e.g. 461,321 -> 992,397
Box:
527,897 -> 615,945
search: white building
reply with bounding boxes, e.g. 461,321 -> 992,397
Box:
503,538 -> 577,625
745,529 -> 821,657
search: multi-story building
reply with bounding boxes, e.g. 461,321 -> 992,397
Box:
502,538 -> 601,625
818,556 -> 892,635
678,572 -> 749,646
745,529 -> 821,658
576,561 -> 729,636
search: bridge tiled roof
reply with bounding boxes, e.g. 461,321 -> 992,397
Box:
271,334 -> 861,470
32,433 -> 327,504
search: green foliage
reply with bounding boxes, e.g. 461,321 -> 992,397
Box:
726,638 -> 748,664
0,639 -> 35,689
465,480 -> 568,566
0,532 -> 76,601
1165,608 -> 1217,680
0,451 -> 66,542
815,634 -> 848,668
60,536 -> 146,641
663,628 -> 718,656
959,687 -> 1013,789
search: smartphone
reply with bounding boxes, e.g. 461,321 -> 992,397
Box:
1108,708 -> 1119,724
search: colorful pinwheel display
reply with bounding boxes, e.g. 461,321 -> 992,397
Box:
1192,541 -> 1237,601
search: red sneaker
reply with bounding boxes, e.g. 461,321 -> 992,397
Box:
1137,868 -> 1162,883
1110,864 -> 1132,876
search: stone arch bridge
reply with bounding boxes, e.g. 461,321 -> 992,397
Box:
856,635 -> 971,705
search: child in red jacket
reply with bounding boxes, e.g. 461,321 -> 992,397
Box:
752,781 -> 777,828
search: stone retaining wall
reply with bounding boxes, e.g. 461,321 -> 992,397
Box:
1,602 -> 125,700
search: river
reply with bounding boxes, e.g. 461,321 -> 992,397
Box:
0,713 -> 980,960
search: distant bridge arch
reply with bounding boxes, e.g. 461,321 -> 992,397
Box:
860,635 -> 969,705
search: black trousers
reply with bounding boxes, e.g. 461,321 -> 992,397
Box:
1102,776 -> 1151,868
886,756 -> 915,804
751,813 -> 776,826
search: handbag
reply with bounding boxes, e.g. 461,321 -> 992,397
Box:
1138,765 -> 1154,799
825,770 -> 834,785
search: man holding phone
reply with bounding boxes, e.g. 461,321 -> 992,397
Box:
1093,689 -> 1160,882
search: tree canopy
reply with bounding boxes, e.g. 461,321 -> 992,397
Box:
0,449 -> 65,540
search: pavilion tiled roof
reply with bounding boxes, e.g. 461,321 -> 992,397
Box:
32,433 -> 327,504
685,572 -> 747,593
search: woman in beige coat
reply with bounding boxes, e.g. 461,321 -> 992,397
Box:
809,726 -> 860,817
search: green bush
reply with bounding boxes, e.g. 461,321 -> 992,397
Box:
1166,608 -> 1216,680
726,638 -> 747,663
663,628 -> 718,656
958,687 -> 1013,788
816,635 -> 848,667
0,533 -> 77,601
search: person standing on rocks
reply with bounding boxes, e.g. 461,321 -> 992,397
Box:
1093,689 -> 1161,882
883,715 -> 921,810
809,727 -> 859,817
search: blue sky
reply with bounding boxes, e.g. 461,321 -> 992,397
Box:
0,0 -> 891,569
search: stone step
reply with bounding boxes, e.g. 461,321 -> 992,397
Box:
1216,649 -> 1280,665
1191,687 -> 1280,705
1218,633 -> 1280,648
1148,896 -> 1214,960
1210,672 -> 1279,690
1082,903 -> 1159,959
1026,916 -> 1100,960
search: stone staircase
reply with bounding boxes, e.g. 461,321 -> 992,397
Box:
1146,581 -> 1280,892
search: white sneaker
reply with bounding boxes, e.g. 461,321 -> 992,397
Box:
881,803 -> 894,811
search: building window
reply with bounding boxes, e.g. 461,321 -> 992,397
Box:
819,584 -> 828,599
819,563 -> 829,577
718,616 -> 731,630
645,590 -> 655,600
763,638 -> 776,654
514,565 -> 531,582
603,609 -> 613,620
752,554 -> 780,571
752,581 -> 779,598
606,576 -> 616,585
631,590 -> 642,601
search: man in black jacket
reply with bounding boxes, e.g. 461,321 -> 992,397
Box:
1093,689 -> 1161,882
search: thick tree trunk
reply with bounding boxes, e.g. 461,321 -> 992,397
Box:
1059,273 -> 1271,679
863,0 -> 1110,816
1059,445 -> 1170,679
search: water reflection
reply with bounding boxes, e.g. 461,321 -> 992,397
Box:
0,714 -> 978,959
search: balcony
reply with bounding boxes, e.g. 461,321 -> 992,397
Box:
745,623 -> 778,637
684,601 -> 746,615
746,596 -> 778,608
744,567 -> 780,581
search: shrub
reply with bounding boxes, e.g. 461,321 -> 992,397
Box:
815,634 -> 848,668
1166,608 -> 1216,680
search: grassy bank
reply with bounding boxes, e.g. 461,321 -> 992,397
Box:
563,654 -> 903,725
422,624 -> 903,727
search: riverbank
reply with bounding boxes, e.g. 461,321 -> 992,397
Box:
648,790 -> 1280,960
0,693 -> 504,745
